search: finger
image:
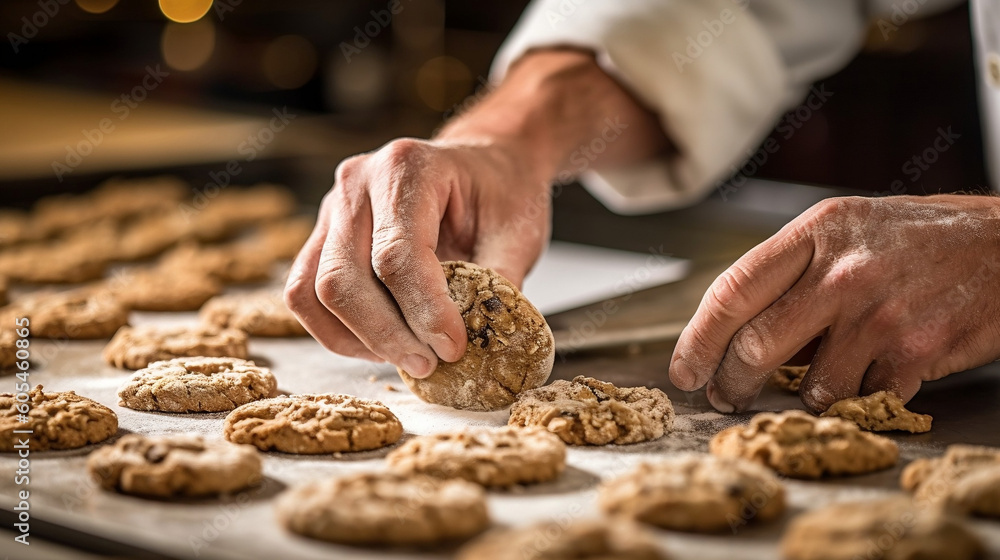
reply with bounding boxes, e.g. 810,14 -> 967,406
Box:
705,277 -> 833,412
670,215 -> 816,392
797,327 -> 875,413
284,195 -> 382,362
316,186 -> 441,378
860,360 -> 923,403
471,227 -> 549,290
368,154 -> 467,363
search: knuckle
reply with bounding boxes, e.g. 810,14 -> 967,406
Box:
370,233 -> 412,284
314,258 -> 354,309
283,278 -> 310,316
334,155 -> 365,186
379,138 -> 426,166
730,323 -> 769,368
708,266 -> 753,315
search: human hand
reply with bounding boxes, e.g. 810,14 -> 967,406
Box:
669,195 -> 1000,413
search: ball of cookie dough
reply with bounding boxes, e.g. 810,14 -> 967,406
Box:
88,433 -> 262,498
224,393 -> 403,454
387,426 -> 566,487
276,472 -> 490,546
781,497 -> 982,560
397,261 -> 554,411
118,357 -> 278,413
0,386 -> 117,451
509,376 -> 675,446
598,454 -> 785,532
457,519 -> 667,560
709,410 -> 898,479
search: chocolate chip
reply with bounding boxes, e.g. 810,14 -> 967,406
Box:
481,296 -> 502,313
470,325 -> 492,349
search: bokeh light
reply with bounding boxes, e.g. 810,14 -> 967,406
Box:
262,35 -> 318,90
75,0 -> 119,15
158,0 -> 213,23
416,56 -> 473,112
161,19 -> 215,71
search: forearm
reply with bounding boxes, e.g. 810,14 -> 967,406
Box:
435,49 -> 670,186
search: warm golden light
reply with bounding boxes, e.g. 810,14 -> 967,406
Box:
262,35 -> 318,90
75,0 -> 119,15
161,19 -> 215,71
416,56 -> 472,112
158,0 -> 212,23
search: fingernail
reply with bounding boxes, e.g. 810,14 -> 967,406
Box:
401,354 -> 433,378
706,383 -> 736,413
671,361 -> 697,390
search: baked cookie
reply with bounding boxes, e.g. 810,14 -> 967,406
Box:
15,288 -> 128,339
0,210 -> 38,249
278,472 -> 488,546
398,261 -> 554,411
598,454 -> 785,532
0,386 -> 117,451
509,376 -> 674,446
767,365 -> 808,393
102,325 -> 248,370
224,394 -> 402,454
781,497 -> 982,560
0,240 -> 108,284
0,274 -> 7,306
199,291 -> 307,337
112,212 -> 192,261
244,215 -> 314,260
387,426 -> 566,487
0,327 -> 16,370
88,433 -> 261,498
901,444 -> 1000,517
112,267 -> 221,312
159,243 -> 273,284
118,357 -> 277,413
457,519 -> 667,560
821,391 -> 932,433
190,184 -> 297,241
709,410 -> 898,479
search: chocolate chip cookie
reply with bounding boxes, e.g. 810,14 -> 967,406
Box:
224,394 -> 402,454
767,365 -> 808,393
276,472 -> 489,546
88,433 -> 262,498
0,386 -> 117,451
509,376 -> 674,446
103,325 -> 248,369
457,519 -> 667,560
118,357 -> 277,413
902,444 -> 1000,517
397,261 -> 554,411
709,410 -> 898,479
599,454 -> 786,532
781,497 -> 982,560
387,426 -> 566,487
822,391 -> 932,433
199,291 -> 307,337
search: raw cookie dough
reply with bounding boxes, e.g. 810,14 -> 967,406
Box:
112,267 -> 221,312
88,433 -> 262,498
224,394 -> 402,454
0,386 -> 117,451
102,325 -> 248,369
276,472 -> 489,546
767,365 -> 808,393
118,357 -> 277,413
821,391 -> 932,433
458,519 -> 667,560
508,375 -> 674,446
387,426 -> 566,487
199,291 -> 308,337
780,497 -> 982,560
598,454 -> 786,532
15,288 -> 129,339
901,444 -> 1000,517
159,243 -> 273,284
709,410 -> 898,479
397,261 -> 554,411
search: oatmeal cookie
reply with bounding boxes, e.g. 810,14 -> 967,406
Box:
15,288 -> 128,339
118,357 -> 277,413
199,291 -> 307,337
821,391 -> 932,433
112,267 -> 221,312
901,444 -> 1000,517
102,325 -> 248,369
159,243 -> 273,284
0,386 -> 117,451
457,519 -> 667,560
767,365 -> 808,393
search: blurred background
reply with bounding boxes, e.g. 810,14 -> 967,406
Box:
0,0 -> 990,258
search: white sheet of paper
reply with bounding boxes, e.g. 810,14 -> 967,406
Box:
521,241 -> 690,316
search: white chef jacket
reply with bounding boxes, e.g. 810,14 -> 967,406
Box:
492,0 -> 999,214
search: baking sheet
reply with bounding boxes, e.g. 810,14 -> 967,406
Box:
2,277 -> 1000,559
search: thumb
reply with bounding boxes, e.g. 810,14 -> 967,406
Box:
471,227 -> 548,289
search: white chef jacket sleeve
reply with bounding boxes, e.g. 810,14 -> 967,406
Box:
491,0 -> 962,214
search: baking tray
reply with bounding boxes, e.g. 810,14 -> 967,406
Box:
2,285 -> 1000,559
